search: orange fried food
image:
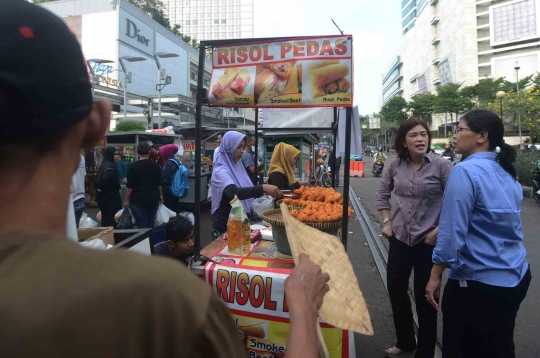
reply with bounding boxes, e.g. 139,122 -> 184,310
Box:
283,198 -> 292,205
316,194 -> 326,202
308,193 -> 318,201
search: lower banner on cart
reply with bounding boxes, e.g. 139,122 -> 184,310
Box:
203,262 -> 354,357
231,309 -> 350,358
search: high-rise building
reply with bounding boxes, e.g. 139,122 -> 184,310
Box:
162,0 -> 254,41
383,0 -> 540,141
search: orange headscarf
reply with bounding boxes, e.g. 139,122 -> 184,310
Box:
267,143 -> 300,185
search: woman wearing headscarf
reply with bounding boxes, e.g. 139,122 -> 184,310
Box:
211,131 -> 282,241
159,144 -> 182,213
158,144 -> 179,169
95,146 -> 121,227
267,143 -> 308,190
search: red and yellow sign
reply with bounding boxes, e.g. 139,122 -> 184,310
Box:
203,241 -> 354,357
208,35 -> 353,108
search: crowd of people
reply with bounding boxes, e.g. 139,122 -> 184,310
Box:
0,2 -> 331,357
377,113 -> 530,358
1,2 -> 532,358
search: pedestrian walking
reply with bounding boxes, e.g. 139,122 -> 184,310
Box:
95,147 -> 122,228
376,118 -> 453,358
329,149 -> 341,187
160,144 -> 182,213
123,142 -> 163,228
426,110 -> 531,358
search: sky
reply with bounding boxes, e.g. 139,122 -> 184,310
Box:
253,0 -> 402,115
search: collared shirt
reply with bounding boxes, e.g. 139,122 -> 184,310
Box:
432,152 -> 528,287
376,151 -> 453,246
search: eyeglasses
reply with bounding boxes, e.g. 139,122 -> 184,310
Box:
454,127 -> 473,135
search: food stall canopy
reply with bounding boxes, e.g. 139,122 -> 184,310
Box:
208,35 -> 353,108
263,107 -> 334,130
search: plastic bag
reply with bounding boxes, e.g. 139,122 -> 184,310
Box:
178,212 -> 194,225
96,211 -> 102,222
117,209 -> 133,230
227,196 -> 251,255
79,238 -> 107,250
79,213 -> 98,228
252,195 -> 274,218
115,209 -> 137,225
155,204 -> 176,226
207,183 -> 212,200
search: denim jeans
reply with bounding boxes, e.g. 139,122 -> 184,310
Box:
130,202 -> 159,229
73,197 -> 85,229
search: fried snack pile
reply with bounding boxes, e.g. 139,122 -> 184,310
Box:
283,186 -> 353,223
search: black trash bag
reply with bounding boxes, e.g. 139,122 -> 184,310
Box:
117,209 -> 133,230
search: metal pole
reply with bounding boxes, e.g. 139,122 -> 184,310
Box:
194,44 -> 206,259
124,72 -> 127,122
157,76 -> 162,128
331,108 -> 337,188
341,107 -> 352,250
254,108 -> 259,184
516,68 -> 522,146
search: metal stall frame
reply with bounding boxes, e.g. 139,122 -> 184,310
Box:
193,37 -> 353,256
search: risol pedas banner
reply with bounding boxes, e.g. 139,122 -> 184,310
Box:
208,35 -> 353,108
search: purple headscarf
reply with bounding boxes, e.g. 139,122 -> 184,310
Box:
211,131 -> 254,214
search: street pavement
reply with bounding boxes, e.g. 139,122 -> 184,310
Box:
349,154 -> 539,357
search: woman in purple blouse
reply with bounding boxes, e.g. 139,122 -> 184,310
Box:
376,119 -> 453,358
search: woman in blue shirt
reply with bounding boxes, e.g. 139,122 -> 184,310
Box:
426,110 -> 531,358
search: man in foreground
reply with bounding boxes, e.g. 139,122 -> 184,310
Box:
0,2 -> 329,357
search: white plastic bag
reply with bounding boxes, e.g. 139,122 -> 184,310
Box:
252,195 -> 274,218
79,238 -> 107,250
155,204 -> 176,226
207,183 -> 212,200
178,212 -> 194,225
79,213 -> 98,228
96,211 -> 102,221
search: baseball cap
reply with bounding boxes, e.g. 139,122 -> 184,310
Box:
0,1 -> 93,142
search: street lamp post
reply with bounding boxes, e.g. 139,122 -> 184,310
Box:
119,56 -> 147,122
154,52 -> 179,129
402,107 -> 415,119
86,59 -> 114,98
515,61 -> 523,146
496,90 -> 506,119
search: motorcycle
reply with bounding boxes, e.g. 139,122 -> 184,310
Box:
372,160 -> 383,177
533,160 -> 540,204
443,156 -> 455,165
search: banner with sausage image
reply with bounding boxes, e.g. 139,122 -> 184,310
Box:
208,35 -> 353,108
203,259 -> 354,357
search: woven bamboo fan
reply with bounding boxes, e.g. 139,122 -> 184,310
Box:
280,203 -> 374,336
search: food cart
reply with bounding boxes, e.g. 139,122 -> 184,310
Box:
191,34 -> 358,357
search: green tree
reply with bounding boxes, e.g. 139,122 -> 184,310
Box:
128,0 -> 170,29
408,93 -> 436,124
380,96 -> 408,123
434,83 -> 474,133
113,120 -> 147,132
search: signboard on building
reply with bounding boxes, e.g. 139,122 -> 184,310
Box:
119,11 -> 154,55
208,35 -> 353,108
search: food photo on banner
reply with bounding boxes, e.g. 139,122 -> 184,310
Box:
208,35 -> 353,108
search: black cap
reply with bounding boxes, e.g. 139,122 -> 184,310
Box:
0,0 -> 93,142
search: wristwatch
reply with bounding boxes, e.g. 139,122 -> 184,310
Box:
383,218 -> 391,225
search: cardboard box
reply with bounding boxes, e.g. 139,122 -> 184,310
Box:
77,227 -> 115,246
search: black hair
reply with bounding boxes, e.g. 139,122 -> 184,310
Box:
137,142 -> 151,155
0,81 -> 78,168
461,110 -> 517,180
165,216 -> 194,243
394,118 -> 432,159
